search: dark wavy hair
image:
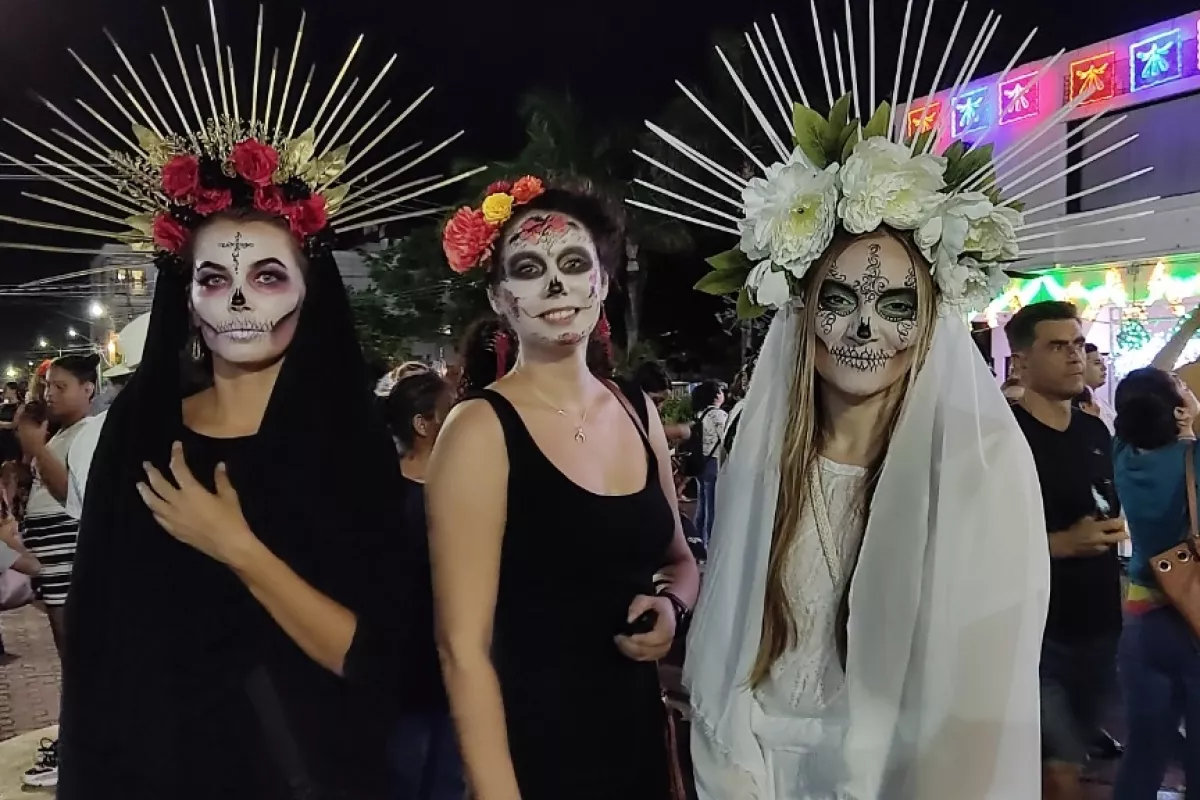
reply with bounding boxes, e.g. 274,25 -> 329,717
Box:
1115,367 -> 1186,450
483,178 -> 626,285
385,371 -> 448,451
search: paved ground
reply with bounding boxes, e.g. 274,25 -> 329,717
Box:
0,606 -> 60,741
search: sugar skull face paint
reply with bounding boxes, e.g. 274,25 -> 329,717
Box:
190,217 -> 307,366
489,209 -> 608,348
813,233 -> 920,398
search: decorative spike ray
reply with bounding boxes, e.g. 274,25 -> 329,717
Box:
263,49 -> 280,136
675,80 -> 769,173
342,100 -> 392,153
806,3 -> 834,108
910,1 -> 967,153
924,10 -> 997,154
747,28 -> 794,134
335,206 -> 452,234
955,25 -> 1039,158
632,150 -> 743,209
49,127 -> 111,170
1015,209 -> 1156,243
162,7 -> 205,132
194,44 -> 219,122
227,47 -> 240,121
105,29 -> 173,135
868,0 -> 876,114
207,0 -> 229,118
334,175 -> 446,219
287,64 -> 317,140
0,148 -> 138,215
331,165 -> 488,229
1016,196 -> 1159,231
1004,133 -> 1141,206
633,179 -> 744,224
645,121 -> 747,190
1017,238 -> 1146,259
626,199 -> 741,236
770,16 -> 808,109
38,96 -> 117,162
714,46 -> 789,160
342,87 -> 435,174
1021,167 -> 1154,218
843,0 -> 861,123
4,119 -> 131,200
321,54 -> 398,155
0,243 -> 121,255
150,54 -> 200,148
0,213 -> 134,240
276,11 -> 307,139
336,133 -> 467,213
832,32 -> 847,99
315,77 -> 359,148
68,49 -> 138,129
309,34 -> 363,137
112,74 -> 162,137
21,192 -> 130,227
887,0 -> 916,138
901,0 -> 936,135
251,5 -> 264,125
75,98 -> 140,152
334,139 -> 431,199
996,114 -> 1126,191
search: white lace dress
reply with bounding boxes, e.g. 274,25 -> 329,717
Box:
751,457 -> 869,800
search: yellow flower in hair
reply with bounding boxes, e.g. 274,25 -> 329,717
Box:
481,192 -> 515,225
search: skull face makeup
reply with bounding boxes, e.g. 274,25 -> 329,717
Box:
489,209 -> 608,349
813,232 -> 921,398
190,217 -> 307,366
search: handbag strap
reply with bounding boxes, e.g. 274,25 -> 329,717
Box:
1187,440 -> 1198,543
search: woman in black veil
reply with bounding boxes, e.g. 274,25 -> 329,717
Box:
0,7 -> 480,797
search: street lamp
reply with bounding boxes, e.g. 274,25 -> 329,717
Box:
67,327 -> 78,339
37,338 -> 48,349
88,302 -> 106,319
3,366 -> 16,379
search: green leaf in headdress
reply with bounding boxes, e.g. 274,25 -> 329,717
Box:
792,103 -> 831,168
861,102 -> 892,141
705,248 -> 753,273
736,285 -> 769,320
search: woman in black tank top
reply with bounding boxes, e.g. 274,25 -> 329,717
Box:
427,179 -> 700,800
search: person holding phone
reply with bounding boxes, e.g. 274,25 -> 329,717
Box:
1006,302 -> 1128,800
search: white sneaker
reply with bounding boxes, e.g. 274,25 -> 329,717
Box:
22,737 -> 58,788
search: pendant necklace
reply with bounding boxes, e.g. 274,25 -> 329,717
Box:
523,382 -> 594,443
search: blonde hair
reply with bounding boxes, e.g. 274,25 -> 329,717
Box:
748,228 -> 939,687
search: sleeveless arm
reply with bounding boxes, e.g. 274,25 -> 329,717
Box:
427,398 -> 522,800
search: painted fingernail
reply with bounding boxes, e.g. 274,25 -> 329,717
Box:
142,462 -> 152,471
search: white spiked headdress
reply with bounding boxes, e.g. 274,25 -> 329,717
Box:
0,1 -> 483,259
631,0 -> 1155,317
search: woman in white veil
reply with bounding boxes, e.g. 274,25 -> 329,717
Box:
628,3 -> 1151,795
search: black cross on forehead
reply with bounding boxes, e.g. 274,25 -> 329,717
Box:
219,232 -> 255,272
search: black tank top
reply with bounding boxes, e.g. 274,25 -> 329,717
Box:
477,386 -> 675,799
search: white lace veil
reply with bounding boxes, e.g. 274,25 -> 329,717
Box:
685,306 -> 1050,799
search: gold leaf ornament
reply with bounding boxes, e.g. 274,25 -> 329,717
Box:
281,128 -> 317,176
302,144 -> 349,185
321,184 -> 350,213
124,214 -> 156,236
133,124 -> 171,167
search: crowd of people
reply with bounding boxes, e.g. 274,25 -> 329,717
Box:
0,2 -> 1191,798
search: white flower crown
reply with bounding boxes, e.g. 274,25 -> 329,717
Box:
696,96 -> 1020,318
630,2 -> 1154,321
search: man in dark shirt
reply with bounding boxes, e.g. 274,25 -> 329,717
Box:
1006,301 -> 1128,800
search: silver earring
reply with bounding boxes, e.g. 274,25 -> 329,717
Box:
190,334 -> 204,362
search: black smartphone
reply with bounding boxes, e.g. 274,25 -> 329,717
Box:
622,609 -> 658,636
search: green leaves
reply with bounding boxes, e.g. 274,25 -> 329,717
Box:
861,102 -> 891,141
736,286 -> 768,320
944,141 -> 996,190
792,104 -> 831,168
697,248 -> 752,296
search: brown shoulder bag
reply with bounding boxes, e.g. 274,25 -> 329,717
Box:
1152,440 -> 1200,639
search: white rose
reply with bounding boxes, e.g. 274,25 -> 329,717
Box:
747,262 -> 792,309
965,203 -> 1023,262
916,192 -> 994,275
739,149 -> 841,281
838,137 -> 948,233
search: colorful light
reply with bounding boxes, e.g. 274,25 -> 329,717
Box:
999,71 -> 1040,125
907,101 -> 942,139
1069,51 -> 1117,104
1130,29 -> 1183,92
952,86 -> 989,137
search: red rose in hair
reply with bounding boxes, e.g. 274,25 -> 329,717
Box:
152,212 -> 189,253
161,155 -> 200,200
442,207 -> 497,274
193,186 -> 233,215
286,195 -> 328,239
485,180 -> 513,196
230,139 -> 280,186
254,185 -> 286,216
511,175 -> 544,204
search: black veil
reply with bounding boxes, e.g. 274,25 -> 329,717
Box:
59,240 -> 410,796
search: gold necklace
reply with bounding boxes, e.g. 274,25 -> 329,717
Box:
521,382 -> 596,444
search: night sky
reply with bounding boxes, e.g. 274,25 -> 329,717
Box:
0,0 -> 1192,369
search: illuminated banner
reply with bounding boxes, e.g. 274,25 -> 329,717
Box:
999,72 -> 1040,125
907,101 -> 941,140
1069,51 -> 1117,104
952,87 -> 988,137
1131,28 -> 1184,92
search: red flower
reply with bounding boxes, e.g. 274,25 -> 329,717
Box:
152,212 -> 189,253
253,185 -> 286,216
511,175 -> 544,204
442,207 -> 497,273
161,155 -> 200,200
193,186 -> 233,216
285,195 -> 328,239
485,180 -> 513,196
230,139 -> 280,186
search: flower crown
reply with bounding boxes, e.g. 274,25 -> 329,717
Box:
0,5 -> 480,263
695,96 -> 1019,318
441,176 -> 546,273
145,128 -> 339,254
631,5 -> 1151,320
